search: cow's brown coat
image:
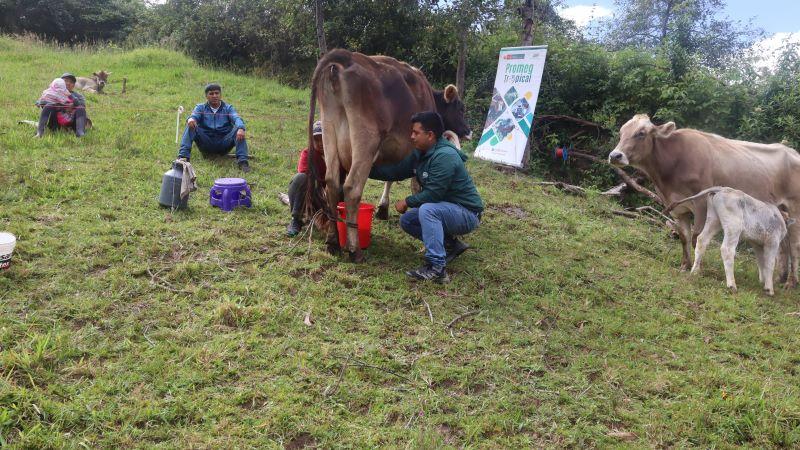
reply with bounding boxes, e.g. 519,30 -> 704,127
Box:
307,50 -> 470,261
609,114 -> 800,286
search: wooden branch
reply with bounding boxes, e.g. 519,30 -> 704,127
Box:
423,300 -> 433,323
568,150 -> 664,206
602,182 -> 627,196
446,310 -> 480,329
635,206 -> 674,224
533,181 -> 586,196
146,268 -> 191,294
612,210 -> 662,226
533,115 -> 608,132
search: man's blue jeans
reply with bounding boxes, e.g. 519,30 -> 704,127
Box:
400,201 -> 480,268
178,126 -> 248,162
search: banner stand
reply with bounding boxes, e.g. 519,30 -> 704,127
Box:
475,45 -> 548,168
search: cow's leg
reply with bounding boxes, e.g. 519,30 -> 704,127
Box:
341,159 -> 373,262
783,209 -> 800,288
720,228 -> 741,293
691,210 -> 720,275
323,147 -> 344,256
691,201 -> 708,248
376,181 -> 393,220
411,177 -> 421,195
675,213 -> 694,271
762,240 -> 781,296
342,123 -> 380,262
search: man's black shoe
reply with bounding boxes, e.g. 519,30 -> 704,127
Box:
286,217 -> 303,237
238,160 -> 251,173
445,238 -> 470,264
405,264 -> 450,283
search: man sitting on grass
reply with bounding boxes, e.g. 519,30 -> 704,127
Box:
177,83 -> 251,173
35,73 -> 89,138
369,111 -> 483,283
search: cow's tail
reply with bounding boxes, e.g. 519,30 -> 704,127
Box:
303,61 -> 332,227
663,187 -> 725,215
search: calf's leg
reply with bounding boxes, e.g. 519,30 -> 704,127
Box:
762,240 -> 781,296
753,245 -> 765,284
719,228 -> 741,293
691,208 -> 720,275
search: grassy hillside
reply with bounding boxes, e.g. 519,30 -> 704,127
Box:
1,36 -> 799,448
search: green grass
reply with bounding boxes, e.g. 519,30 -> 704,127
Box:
1,35 -> 799,448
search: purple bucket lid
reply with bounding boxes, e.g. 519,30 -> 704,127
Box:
213,177 -> 247,186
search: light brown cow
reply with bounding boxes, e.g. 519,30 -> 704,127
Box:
608,114 -> 800,286
75,70 -> 110,94
306,49 -> 471,262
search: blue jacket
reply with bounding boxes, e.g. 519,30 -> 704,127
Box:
189,101 -> 245,136
369,138 -> 484,214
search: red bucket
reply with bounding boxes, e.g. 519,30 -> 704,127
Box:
337,202 -> 375,249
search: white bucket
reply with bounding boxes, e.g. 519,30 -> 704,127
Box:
0,232 -> 17,270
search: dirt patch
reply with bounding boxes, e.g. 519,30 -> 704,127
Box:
437,424 -> 460,445
308,266 -> 326,282
35,213 -> 63,225
432,378 -> 458,390
386,411 -> 403,424
489,203 -> 528,219
285,432 -> 316,449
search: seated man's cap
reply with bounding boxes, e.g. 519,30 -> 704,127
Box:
313,121 -> 323,136
60,72 -> 77,83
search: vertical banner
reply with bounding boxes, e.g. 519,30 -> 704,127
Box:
475,46 -> 547,168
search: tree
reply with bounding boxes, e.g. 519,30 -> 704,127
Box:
0,0 -> 145,42
519,0 -> 534,45
603,0 -> 761,70
314,0 -> 327,55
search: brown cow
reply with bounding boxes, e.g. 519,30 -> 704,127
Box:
307,49 -> 471,262
608,114 -> 800,287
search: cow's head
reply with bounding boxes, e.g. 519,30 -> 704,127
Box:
93,71 -> 111,91
434,84 -> 472,140
608,114 -> 675,167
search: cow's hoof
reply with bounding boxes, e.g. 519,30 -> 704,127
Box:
349,249 -> 365,263
764,288 -> 775,296
375,205 -> 390,221
783,279 -> 798,289
728,285 -> 738,294
326,243 -> 341,255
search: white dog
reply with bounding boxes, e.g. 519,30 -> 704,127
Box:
666,187 -> 790,295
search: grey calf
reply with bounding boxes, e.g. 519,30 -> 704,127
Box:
667,187 -> 789,295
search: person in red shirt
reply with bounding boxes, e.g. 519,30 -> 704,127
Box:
287,121 -> 326,236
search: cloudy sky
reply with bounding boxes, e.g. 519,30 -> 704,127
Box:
558,0 -> 800,69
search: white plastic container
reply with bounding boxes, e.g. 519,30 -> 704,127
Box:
0,232 -> 17,270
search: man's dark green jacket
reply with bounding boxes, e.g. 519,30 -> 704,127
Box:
369,138 -> 484,214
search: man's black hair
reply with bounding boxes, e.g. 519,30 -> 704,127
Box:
205,83 -> 222,94
411,111 -> 444,139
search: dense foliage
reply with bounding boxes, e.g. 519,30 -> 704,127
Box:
3,0 -> 798,184
0,0 -> 144,42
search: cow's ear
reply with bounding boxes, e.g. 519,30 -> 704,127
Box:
657,122 -> 676,137
443,84 -> 459,103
